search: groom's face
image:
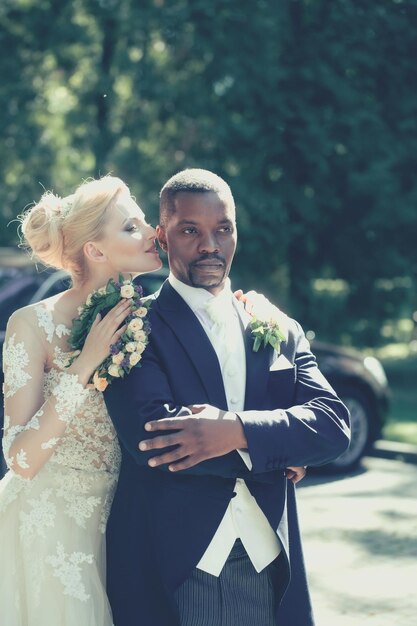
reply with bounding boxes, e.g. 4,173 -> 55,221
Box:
157,191 -> 237,295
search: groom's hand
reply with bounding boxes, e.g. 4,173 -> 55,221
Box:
139,404 -> 248,471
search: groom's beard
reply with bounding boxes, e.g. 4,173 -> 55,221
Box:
188,254 -> 228,289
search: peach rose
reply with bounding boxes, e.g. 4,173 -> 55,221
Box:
125,341 -> 137,353
134,306 -> 148,318
128,318 -> 143,333
93,371 -> 109,391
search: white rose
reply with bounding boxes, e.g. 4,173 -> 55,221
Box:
129,352 -> 142,366
86,293 -> 93,306
136,342 -> 146,354
134,306 -> 148,318
133,330 -> 146,342
125,341 -> 137,353
128,318 -> 143,333
120,284 -> 135,299
108,364 -> 122,377
112,352 -> 124,365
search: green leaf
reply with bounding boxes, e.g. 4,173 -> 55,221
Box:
253,336 -> 261,352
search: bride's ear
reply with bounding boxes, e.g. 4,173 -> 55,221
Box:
83,241 -> 107,263
156,225 -> 168,252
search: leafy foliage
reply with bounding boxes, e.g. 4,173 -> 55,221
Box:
1,0 -> 416,346
250,319 -> 287,354
68,274 -> 151,390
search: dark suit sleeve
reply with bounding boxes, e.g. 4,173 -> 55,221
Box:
103,337 -> 250,479
237,320 -> 351,473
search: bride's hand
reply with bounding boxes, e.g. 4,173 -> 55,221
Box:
234,290 -> 266,315
234,289 -> 284,324
68,299 -> 132,385
234,289 -> 250,309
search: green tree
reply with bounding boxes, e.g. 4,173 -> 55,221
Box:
1,0 -> 416,346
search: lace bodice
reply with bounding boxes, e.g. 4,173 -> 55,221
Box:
2,299 -> 121,478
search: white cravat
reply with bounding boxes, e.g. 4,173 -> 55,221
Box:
202,291 -> 246,415
168,274 -> 282,576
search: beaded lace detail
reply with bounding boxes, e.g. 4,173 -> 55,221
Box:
35,305 -> 71,344
2,302 -> 121,475
42,368 -> 121,472
1,300 -> 120,622
52,373 -> 89,424
3,334 -> 32,397
45,542 -> 94,602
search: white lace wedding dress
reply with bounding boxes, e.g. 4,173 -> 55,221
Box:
0,299 -> 121,625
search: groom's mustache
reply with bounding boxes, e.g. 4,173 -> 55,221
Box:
191,254 -> 226,267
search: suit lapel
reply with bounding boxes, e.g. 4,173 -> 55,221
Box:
154,282 -> 228,409
234,299 -> 272,410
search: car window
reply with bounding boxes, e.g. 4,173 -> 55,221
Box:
0,276 -> 42,329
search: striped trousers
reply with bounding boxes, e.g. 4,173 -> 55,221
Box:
174,539 -> 286,626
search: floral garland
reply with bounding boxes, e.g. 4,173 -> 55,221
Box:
67,275 -> 151,391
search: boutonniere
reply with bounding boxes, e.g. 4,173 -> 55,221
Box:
237,291 -> 288,353
250,316 -> 287,353
67,274 -> 151,391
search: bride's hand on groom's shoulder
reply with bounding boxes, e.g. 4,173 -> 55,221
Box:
234,288 -> 257,315
138,404 -> 248,472
234,289 -> 282,320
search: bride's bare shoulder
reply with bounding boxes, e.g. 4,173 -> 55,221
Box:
7,291 -> 70,333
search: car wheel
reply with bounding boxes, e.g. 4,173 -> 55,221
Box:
323,387 -> 371,473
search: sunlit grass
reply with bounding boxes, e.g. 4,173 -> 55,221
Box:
383,422 -> 417,445
372,345 -> 417,445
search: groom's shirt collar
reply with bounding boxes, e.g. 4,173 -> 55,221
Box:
168,272 -> 233,313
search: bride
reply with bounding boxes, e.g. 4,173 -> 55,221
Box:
0,175 -> 162,625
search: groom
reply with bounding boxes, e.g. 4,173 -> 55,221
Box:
103,169 -> 350,626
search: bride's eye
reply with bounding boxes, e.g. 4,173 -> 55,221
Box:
125,224 -> 138,232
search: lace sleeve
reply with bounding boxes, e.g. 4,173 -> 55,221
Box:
2,308 -> 89,479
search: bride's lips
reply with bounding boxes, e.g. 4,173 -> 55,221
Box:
145,245 -> 159,254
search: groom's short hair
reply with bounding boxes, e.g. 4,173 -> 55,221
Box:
159,168 -> 235,226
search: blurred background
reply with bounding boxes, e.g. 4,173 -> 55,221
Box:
0,0 -> 416,451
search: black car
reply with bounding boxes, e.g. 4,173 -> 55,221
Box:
0,256 -> 389,475
309,340 -> 388,472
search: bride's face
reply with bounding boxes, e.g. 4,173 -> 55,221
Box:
95,191 -> 162,276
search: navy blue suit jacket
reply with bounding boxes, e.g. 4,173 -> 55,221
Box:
104,281 -> 350,626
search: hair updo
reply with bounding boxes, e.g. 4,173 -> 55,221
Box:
19,175 -> 129,286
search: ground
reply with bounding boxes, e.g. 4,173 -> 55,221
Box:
298,456 -> 417,626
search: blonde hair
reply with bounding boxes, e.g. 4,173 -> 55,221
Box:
19,176 -> 129,286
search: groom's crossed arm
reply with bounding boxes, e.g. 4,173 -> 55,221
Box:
106,322 -> 349,476
103,340 -> 252,479
139,403 -> 249,472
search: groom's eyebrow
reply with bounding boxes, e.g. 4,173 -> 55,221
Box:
177,219 -> 199,225
176,218 -> 235,226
